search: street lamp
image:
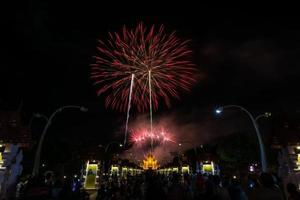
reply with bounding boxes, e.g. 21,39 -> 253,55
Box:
215,105 -> 269,172
215,108 -> 223,114
255,112 -> 272,121
32,105 -> 88,176
98,141 -> 123,154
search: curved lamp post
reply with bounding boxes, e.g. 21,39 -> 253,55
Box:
32,105 -> 88,176
215,105 -> 270,172
255,112 -> 272,122
99,141 -> 123,154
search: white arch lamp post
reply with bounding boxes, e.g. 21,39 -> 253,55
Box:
215,105 -> 271,172
32,105 -> 88,176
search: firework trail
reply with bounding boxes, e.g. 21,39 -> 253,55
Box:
148,70 -> 153,151
124,74 -> 135,146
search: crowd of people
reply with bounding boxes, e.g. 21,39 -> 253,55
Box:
96,171 -> 298,200
11,170 -> 300,200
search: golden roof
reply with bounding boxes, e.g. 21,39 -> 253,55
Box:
141,154 -> 159,170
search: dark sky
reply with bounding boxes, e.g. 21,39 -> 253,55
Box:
3,4 -> 300,145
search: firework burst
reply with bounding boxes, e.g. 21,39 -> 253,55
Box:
91,22 -> 198,112
130,127 -> 175,146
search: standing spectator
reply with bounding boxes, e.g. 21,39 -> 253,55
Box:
213,175 -> 231,200
228,178 -> 248,200
250,173 -> 284,200
166,173 -> 185,200
287,183 -> 300,200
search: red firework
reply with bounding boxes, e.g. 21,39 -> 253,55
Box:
130,127 -> 175,145
91,22 -> 198,112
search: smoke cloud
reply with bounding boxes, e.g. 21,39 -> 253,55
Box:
120,109 -> 238,165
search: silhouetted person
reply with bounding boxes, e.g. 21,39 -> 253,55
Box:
287,183 -> 300,200
166,173 -> 185,200
205,174 -> 216,199
23,176 -> 50,200
250,173 -> 284,200
145,171 -> 166,200
228,178 -> 248,200
51,179 -> 62,198
213,175 -> 231,200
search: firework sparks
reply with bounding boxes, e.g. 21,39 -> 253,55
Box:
91,22 -> 198,112
130,127 -> 175,145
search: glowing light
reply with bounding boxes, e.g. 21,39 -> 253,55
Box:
141,154 -> 159,170
91,22 -> 198,112
111,166 -> 119,175
80,107 -> 88,112
265,112 -> 272,117
84,161 -> 98,190
172,167 -> 178,172
130,127 -> 175,145
182,166 -> 190,174
215,108 -> 223,114
202,161 -> 215,175
297,154 -> 300,165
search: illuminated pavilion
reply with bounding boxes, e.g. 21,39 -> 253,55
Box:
141,154 -> 159,170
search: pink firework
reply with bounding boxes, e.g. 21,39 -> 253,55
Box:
90,22 -> 198,112
130,127 -> 175,145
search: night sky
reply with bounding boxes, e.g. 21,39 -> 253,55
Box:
3,4 -> 300,147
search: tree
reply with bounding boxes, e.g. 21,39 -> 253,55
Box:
216,131 -> 260,172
